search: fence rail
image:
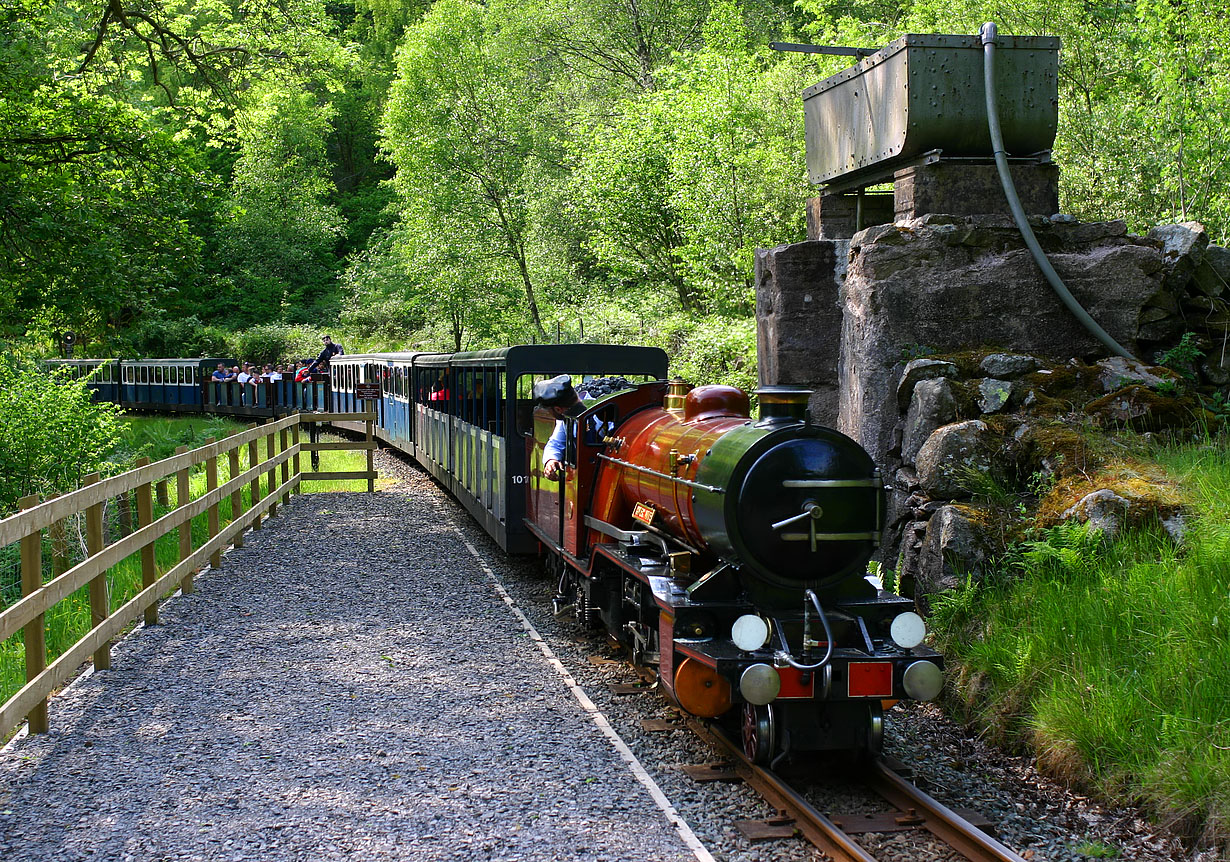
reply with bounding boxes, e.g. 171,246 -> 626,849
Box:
0,412 -> 377,739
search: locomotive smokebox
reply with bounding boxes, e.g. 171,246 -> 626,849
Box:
803,33 -> 1060,188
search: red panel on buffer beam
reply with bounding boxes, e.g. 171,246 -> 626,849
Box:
848,662 -> 893,698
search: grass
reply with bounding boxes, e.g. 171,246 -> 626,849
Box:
931,432 -> 1230,847
113,414 -> 250,467
0,418 -> 389,716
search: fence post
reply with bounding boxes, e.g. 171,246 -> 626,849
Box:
248,425 -> 263,530
266,421 -> 278,519
174,445 -> 194,595
310,418 -> 320,472
83,473 -> 110,671
205,438 -> 220,569
280,425 -> 290,500
134,457 -> 158,626
366,413 -> 375,493
19,495 -> 48,733
228,435 -> 244,550
155,480 -> 169,507
292,416 -> 301,495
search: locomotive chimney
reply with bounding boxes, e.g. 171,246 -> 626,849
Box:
756,386 -> 811,425
664,378 -> 690,413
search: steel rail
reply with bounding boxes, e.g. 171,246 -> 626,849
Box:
686,717 -> 1028,862
867,759 -> 1029,862
686,719 -> 877,862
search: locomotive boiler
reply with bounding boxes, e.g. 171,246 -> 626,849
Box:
526,378 -> 943,764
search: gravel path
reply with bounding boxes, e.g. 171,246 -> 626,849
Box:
0,474 -> 702,862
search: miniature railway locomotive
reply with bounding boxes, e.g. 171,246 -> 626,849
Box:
523,373 -> 944,763
48,344 -> 943,763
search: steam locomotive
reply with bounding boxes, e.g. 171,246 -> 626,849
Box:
50,344 -> 943,763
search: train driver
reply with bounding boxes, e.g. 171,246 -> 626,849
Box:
533,375 -> 587,481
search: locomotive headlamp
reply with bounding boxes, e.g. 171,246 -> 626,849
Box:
731,615 -> 771,652
739,664 -> 781,705
889,612 -> 927,649
902,660 -> 944,701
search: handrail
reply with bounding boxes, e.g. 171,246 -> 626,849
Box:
0,411 -> 379,739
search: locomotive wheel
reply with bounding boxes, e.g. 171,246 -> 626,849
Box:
864,701 -> 884,757
741,702 -> 777,766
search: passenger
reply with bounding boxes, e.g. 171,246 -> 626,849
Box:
236,363 -> 253,405
294,361 -> 312,384
211,363 -> 229,382
306,334 -> 344,374
265,364 -> 282,382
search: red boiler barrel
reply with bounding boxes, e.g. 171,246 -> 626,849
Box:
590,384 -> 750,549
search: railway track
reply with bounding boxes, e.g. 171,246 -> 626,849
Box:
684,718 -> 1028,862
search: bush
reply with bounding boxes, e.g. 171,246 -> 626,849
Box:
0,360 -> 123,516
232,324 -> 325,366
665,315 -> 758,394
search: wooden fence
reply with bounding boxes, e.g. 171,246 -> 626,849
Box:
0,411 -> 377,739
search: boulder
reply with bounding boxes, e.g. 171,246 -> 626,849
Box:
979,353 -> 1041,378
1190,246 -> 1229,297
1085,385 -> 1197,432
977,378 -> 1014,414
1201,349 -> 1230,386
915,420 -> 990,499
896,358 -> 959,409
1095,356 -> 1172,393
913,505 -> 994,614
1162,513 -> 1189,546
1062,489 -> 1129,539
1148,221 -> 1208,292
902,378 -> 959,466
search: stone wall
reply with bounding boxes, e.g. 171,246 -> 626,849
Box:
837,215 -> 1169,467
755,215 -> 1228,607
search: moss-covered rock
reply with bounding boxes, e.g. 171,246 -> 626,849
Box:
1084,384 -> 1206,432
1036,460 -> 1188,528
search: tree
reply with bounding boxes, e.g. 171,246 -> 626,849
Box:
0,360 -> 122,516
382,0 -> 562,341
219,85 -> 346,324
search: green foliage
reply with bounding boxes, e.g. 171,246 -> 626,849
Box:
900,344 -> 936,361
1157,331 -> 1205,381
232,324 -> 325,366
930,434 -> 1230,842
123,315 -> 234,359
219,86 -> 346,325
0,360 -> 123,515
